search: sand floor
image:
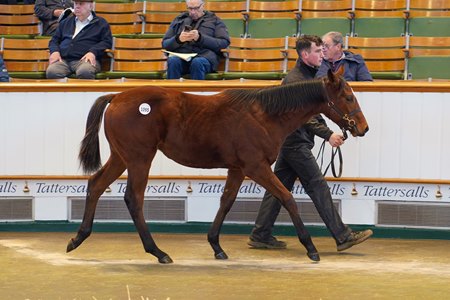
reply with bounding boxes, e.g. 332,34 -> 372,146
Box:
1,232 -> 450,299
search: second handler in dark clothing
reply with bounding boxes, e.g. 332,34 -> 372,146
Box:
248,35 -> 373,252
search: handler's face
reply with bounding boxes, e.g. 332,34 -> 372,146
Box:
186,0 -> 204,21
302,42 -> 324,68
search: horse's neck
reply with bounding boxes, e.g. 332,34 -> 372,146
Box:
273,101 -> 325,135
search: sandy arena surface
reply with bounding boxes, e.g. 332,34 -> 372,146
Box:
1,232 -> 450,299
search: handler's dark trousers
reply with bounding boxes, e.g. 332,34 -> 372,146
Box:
250,145 -> 352,245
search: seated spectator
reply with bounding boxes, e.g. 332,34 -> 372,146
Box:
162,0 -> 230,80
46,0 -> 112,79
35,0 -> 74,36
0,54 -> 10,82
316,31 -> 373,81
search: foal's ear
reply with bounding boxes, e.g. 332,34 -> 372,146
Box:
335,65 -> 345,77
327,65 -> 345,83
327,68 -> 336,83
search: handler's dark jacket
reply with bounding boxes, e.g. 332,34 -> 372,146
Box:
281,60 -> 334,150
34,0 -> 74,36
316,51 -> 373,81
48,12 -> 112,62
162,11 -> 230,71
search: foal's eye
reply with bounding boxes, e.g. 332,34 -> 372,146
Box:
346,95 -> 354,102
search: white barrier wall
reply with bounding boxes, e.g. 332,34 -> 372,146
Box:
1,87 -> 449,227
1,90 -> 449,179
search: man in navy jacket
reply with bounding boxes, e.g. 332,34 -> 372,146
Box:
316,31 -> 373,81
47,0 -> 112,79
162,0 -> 230,80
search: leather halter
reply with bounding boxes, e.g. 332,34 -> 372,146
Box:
327,100 -> 361,140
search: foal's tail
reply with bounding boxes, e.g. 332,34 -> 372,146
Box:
79,94 -> 115,174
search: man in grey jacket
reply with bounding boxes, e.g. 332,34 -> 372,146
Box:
248,35 -> 373,252
162,0 -> 230,80
316,31 -> 373,81
35,0 -> 74,36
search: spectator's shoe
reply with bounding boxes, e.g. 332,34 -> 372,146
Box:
247,236 -> 287,249
337,229 -> 373,252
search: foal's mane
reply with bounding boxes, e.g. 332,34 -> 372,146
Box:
223,79 -> 327,116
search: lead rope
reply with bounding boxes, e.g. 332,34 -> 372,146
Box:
317,129 -> 347,178
317,141 -> 343,178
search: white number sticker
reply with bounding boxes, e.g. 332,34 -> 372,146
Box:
139,103 -> 151,115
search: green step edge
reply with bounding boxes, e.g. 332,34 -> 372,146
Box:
1,221 -> 450,240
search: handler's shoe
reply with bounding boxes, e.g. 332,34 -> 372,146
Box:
248,236 -> 287,249
337,229 -> 373,252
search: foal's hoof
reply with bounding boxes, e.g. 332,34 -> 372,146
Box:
158,255 -> 174,264
307,252 -> 320,262
66,238 -> 77,253
215,251 -> 229,260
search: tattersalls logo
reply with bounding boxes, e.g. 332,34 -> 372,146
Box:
291,183 -> 345,196
117,182 -> 181,194
197,182 -> 262,194
35,182 -> 88,194
0,181 -> 17,193
362,185 -> 429,198
0,180 -> 448,201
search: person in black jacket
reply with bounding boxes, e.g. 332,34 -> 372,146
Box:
34,0 -> 74,36
248,35 -> 373,252
46,0 -> 112,79
162,0 -> 230,80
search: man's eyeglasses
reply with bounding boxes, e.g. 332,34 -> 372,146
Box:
187,3 -> 203,10
323,43 -> 336,49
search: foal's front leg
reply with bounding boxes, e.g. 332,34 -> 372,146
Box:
247,165 -> 320,262
208,168 -> 245,259
125,163 -> 172,264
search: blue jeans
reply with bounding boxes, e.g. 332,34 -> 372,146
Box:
167,56 -> 212,80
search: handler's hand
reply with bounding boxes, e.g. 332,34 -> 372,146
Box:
49,51 -> 62,64
81,52 -> 96,66
328,133 -> 345,147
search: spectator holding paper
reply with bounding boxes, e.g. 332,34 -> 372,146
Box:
162,0 -> 230,80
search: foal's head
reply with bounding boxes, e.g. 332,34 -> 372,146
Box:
322,66 -> 369,137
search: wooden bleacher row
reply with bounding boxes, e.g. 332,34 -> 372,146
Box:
0,0 -> 449,38
1,35 -> 449,80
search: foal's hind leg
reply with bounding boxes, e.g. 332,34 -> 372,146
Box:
208,168 -> 245,259
124,161 -> 172,264
67,152 -> 126,252
246,165 -> 319,262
